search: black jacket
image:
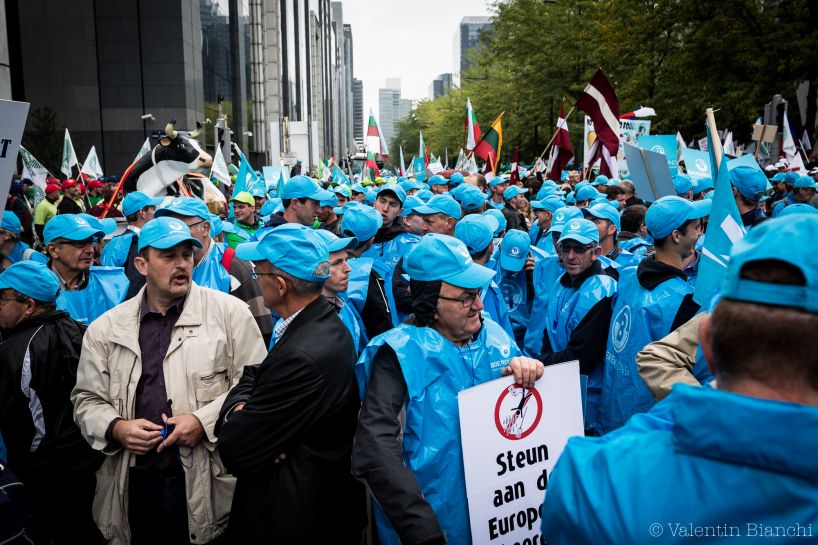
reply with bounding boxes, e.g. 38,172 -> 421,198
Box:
0,311 -> 103,481
217,297 -> 365,544
636,255 -> 700,331
502,206 -> 527,233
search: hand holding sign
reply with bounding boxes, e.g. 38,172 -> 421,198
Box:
501,357 -> 544,389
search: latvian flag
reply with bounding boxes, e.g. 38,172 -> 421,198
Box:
547,104 -> 574,182
576,69 -> 619,177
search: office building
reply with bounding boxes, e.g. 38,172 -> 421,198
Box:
453,16 -> 492,86
429,73 -> 453,100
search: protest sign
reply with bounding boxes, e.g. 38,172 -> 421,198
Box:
459,361 -> 583,545
637,134 -> 679,176
0,100 -> 31,224
683,148 -> 712,186
583,117 -> 651,169
726,153 -> 763,172
624,143 -> 675,202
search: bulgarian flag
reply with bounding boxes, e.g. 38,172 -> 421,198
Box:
465,97 -> 482,150
365,149 -> 380,180
474,113 -> 503,173
366,110 -> 389,159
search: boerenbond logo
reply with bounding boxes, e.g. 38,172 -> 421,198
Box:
695,158 -> 708,172
611,304 -> 632,353
651,145 -> 665,154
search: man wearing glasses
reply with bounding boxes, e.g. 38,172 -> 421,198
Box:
352,234 -> 544,545
599,196 -> 710,435
539,219 -> 617,434
72,217 -> 267,545
43,214 -> 129,324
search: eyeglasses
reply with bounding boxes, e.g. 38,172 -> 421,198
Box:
187,218 -> 208,230
558,243 -> 594,256
58,239 -> 97,249
438,293 -> 479,308
250,269 -> 280,281
0,296 -> 26,305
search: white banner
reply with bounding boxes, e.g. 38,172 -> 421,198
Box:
459,361 -> 584,545
81,145 -> 104,178
0,100 -> 32,224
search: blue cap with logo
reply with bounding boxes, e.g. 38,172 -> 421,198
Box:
282,175 -> 332,201
503,186 -> 528,201
155,196 -> 211,221
414,194 -> 463,220
138,216 -> 204,252
454,214 -> 496,254
730,166 -> 767,201
547,206 -> 584,234
78,214 -> 116,236
483,208 -> 506,236
459,186 -> 488,211
583,202 -> 621,232
499,229 -> 531,272
377,184 -> 407,204
1,211 -> 22,235
313,228 -> 358,253
575,185 -> 601,202
794,176 -> 818,190
236,223 -> 330,282
450,172 -> 465,186
531,195 -> 564,213
405,233 -> 495,288
558,217 -> 600,245
673,173 -> 694,195
340,202 -> 383,243
122,191 -> 164,216
645,195 -> 711,239
428,174 -> 448,187
778,203 -> 818,217
720,215 -> 818,313
0,261 -> 60,302
44,214 -> 105,244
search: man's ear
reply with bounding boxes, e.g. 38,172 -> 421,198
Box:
593,245 -> 603,258
134,255 -> 149,277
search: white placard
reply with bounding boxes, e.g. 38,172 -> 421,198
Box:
459,360 -> 584,545
0,100 -> 31,224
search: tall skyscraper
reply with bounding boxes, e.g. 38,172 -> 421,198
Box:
352,78 -> 364,148
429,73 -> 453,99
378,79 -> 412,150
453,16 -> 492,86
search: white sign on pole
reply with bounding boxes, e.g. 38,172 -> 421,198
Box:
0,100 -> 31,224
459,361 -> 584,545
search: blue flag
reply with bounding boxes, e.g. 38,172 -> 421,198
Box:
332,164 -> 350,185
412,157 -> 426,182
693,152 -> 746,307
230,147 -> 261,219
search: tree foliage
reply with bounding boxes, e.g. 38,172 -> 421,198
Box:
390,0 -> 818,169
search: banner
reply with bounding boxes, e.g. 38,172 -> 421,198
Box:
459,361 -> 583,545
637,134 -> 679,176
0,100 -> 31,224
583,116 -> 651,169
682,148 -> 712,186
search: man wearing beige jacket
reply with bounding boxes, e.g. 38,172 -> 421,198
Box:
72,217 -> 267,545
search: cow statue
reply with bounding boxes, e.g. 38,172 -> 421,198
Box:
123,120 -> 213,197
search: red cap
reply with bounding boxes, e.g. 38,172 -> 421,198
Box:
45,183 -> 61,194
87,179 -> 105,189
61,179 -> 78,190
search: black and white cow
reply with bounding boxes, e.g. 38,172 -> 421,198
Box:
124,120 -> 213,197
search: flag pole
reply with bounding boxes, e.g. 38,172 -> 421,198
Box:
537,101 -> 575,163
466,111 -> 505,163
705,107 -> 723,170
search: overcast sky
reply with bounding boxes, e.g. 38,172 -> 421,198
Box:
340,0 -> 493,119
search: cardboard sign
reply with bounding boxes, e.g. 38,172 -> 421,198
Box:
637,134 -> 679,176
0,100 -> 31,223
682,148 -> 712,185
459,361 -> 584,545
624,143 -> 675,202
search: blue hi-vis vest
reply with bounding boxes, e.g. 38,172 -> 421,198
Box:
529,224 -> 556,255
347,257 -> 403,326
610,246 -> 641,268
361,232 -> 420,270
524,255 -> 566,357
355,319 -> 521,545
545,272 -> 617,431
494,266 -> 531,345
771,193 -> 799,217
619,236 -> 651,258
598,271 -> 694,435
338,295 -> 367,354
100,230 -> 137,267
480,280 -> 515,342
57,266 -> 129,324
192,242 -> 232,293
7,241 -> 47,265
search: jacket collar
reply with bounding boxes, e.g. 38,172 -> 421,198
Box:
559,259 -> 603,289
636,254 -> 687,290
671,385 -> 818,482
272,296 -> 332,350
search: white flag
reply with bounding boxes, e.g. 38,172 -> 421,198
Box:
81,146 -> 104,178
399,146 -> 406,177
61,128 -> 78,177
802,129 -> 812,152
210,145 -> 231,186
134,138 -> 152,163
18,146 -> 50,190
676,132 -> 687,164
782,111 -> 806,172
722,131 -> 735,157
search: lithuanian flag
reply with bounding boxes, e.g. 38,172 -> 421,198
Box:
474,112 -> 503,173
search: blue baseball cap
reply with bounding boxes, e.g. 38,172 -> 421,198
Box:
377,184 -> 407,204
592,175 -> 610,186
334,185 -> 352,199
645,196 -> 711,239
405,233 -> 495,289
398,179 -> 423,193
583,202 -> 621,232
122,191 -> 163,216
249,184 -> 267,198
778,203 -> 818,217
138,217 -> 204,252
503,186 -> 528,201
209,214 -> 225,237
720,215 -> 818,313
794,176 -> 818,190
454,214 -> 495,254
417,189 -> 434,202
236,224 -> 330,282
730,166 -> 767,201
770,172 -> 787,183
558,218 -> 600,245
155,196 -> 211,221
0,261 -> 60,303
428,174 -> 448,187
566,190 -> 576,205
350,183 -> 366,195
401,195 -> 426,217
536,185 -> 566,200
531,195 -> 564,213
450,183 -> 468,200
460,186 -> 488,211
340,202 -> 383,243
548,206 -> 584,234
44,214 -> 105,244
499,229 -> 531,272
261,197 -> 283,216
282,175 -> 333,201
414,194 -> 463,220
693,177 -> 714,195
575,185 -> 601,202
784,172 -> 800,184
320,193 -> 339,208
483,208 -> 507,236
489,177 -> 508,188
450,172 -> 465,186
1,211 -> 22,235
673,173 -> 694,195
313,228 -> 358,253
78,214 -> 116,236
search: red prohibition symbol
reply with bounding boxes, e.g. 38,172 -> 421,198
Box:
494,384 -> 543,440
